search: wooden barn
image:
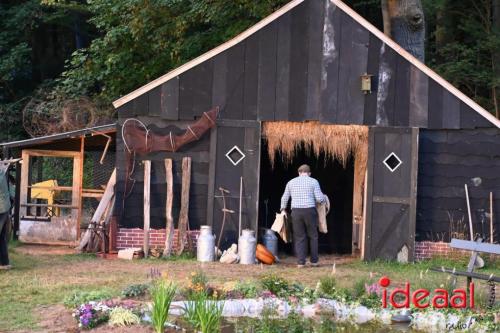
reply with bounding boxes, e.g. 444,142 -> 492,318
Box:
111,0 -> 500,261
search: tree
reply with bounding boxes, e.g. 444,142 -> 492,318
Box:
56,0 -> 289,103
381,0 -> 426,61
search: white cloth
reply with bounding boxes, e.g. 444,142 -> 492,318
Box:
316,195 -> 330,233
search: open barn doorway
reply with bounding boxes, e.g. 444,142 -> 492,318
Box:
259,142 -> 354,254
258,122 -> 368,256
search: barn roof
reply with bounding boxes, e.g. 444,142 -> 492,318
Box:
112,0 -> 500,129
0,124 -> 116,150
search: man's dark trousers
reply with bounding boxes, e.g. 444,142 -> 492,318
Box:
0,212 -> 10,266
291,207 -> 318,265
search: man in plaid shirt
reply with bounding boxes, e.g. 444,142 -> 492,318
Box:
280,164 -> 326,267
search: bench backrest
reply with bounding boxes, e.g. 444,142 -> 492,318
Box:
450,238 -> 500,255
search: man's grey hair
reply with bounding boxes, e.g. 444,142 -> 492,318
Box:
298,164 -> 311,174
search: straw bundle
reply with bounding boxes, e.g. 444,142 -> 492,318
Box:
262,121 -> 368,169
263,121 -> 369,228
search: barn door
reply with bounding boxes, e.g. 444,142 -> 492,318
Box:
364,127 -> 419,261
207,120 -> 261,249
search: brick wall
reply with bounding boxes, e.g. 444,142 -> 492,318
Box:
414,241 -> 470,260
116,228 -> 199,251
117,233 -> 468,260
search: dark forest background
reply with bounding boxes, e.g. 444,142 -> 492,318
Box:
1,0 -> 499,142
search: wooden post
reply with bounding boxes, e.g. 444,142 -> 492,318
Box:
176,157 -> 191,255
465,184 -> 474,241
76,136 -> 85,240
163,159 -> 174,257
490,192 -> 494,244
143,160 -> 151,258
238,177 -> 243,237
77,169 -> 116,251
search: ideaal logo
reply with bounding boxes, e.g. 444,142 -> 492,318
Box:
379,276 -> 474,309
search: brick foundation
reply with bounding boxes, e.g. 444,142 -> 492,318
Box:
414,241 -> 469,260
116,233 -> 470,260
116,228 -> 199,251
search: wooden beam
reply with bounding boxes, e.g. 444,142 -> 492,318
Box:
331,0 -> 500,129
90,169 -> 116,224
72,147 -> 82,240
76,136 -> 85,240
490,192 -> 494,244
143,160 -> 151,258
21,149 -> 81,158
19,151 -> 29,218
206,127 -> 217,227
450,238 -> 500,255
20,203 -> 78,209
163,159 -> 174,257
430,267 -> 500,283
176,157 -> 191,255
76,169 -> 116,251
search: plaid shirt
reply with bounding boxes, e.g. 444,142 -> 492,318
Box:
280,175 -> 325,210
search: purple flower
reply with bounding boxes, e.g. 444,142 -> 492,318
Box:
82,318 -> 90,326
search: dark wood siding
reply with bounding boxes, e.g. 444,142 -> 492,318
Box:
115,119 -> 210,229
119,0 -> 495,130
416,128 -> 500,242
115,0 -> 498,233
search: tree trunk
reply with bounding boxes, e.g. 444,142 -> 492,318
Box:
163,159 -> 174,257
176,157 -> 191,255
381,0 -> 426,62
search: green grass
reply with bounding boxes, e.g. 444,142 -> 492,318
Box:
0,251 -> 120,331
0,244 -> 498,332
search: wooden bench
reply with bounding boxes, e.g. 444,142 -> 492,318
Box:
430,238 -> 499,306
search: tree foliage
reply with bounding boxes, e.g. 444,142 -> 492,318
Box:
0,0 -> 498,143
57,0 -> 289,103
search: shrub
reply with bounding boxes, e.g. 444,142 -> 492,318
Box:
108,307 -> 140,327
352,278 -> 368,298
316,276 -> 337,298
150,279 -> 176,333
64,290 -> 113,308
314,276 -> 352,302
121,283 -> 149,298
260,274 -> 290,297
233,280 -> 260,298
73,302 -> 110,329
184,270 -> 209,297
183,291 -> 224,333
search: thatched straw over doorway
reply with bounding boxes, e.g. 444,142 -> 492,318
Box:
262,121 -> 369,252
262,122 -> 368,168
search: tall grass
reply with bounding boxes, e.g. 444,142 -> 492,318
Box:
150,279 -> 176,333
183,292 -> 224,333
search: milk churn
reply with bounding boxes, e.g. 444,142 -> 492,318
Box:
197,225 -> 215,262
262,229 -> 278,257
238,229 -> 256,265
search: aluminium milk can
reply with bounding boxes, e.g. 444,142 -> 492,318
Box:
262,228 -> 278,257
238,229 -> 257,265
197,225 -> 215,262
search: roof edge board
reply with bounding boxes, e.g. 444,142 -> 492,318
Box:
0,124 -> 116,149
112,0 -> 305,109
330,0 -> 500,129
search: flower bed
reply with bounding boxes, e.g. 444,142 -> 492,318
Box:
67,269 -> 498,332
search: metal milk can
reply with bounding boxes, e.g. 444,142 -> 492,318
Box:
262,228 -> 278,257
238,229 -> 256,265
197,225 -> 215,262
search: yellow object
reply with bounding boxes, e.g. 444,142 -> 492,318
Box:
31,179 -> 60,216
